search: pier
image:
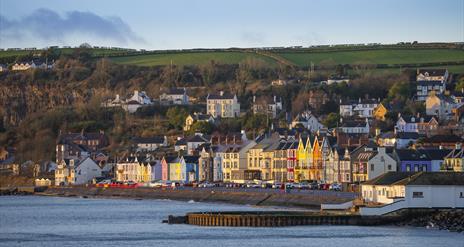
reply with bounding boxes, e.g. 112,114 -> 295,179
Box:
179,211 -> 401,227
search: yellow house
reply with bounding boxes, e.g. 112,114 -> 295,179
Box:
373,103 -> 389,121
310,137 -> 322,181
116,157 -> 152,183
296,136 -> 311,182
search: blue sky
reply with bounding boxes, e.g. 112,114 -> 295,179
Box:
0,0 -> 463,50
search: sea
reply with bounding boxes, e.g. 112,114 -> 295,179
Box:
0,196 -> 462,247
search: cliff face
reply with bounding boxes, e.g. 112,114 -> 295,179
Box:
0,83 -> 86,127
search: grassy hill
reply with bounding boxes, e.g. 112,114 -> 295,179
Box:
277,49 -> 464,66
110,51 -> 279,67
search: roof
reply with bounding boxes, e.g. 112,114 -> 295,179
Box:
182,155 -> 199,163
175,138 -> 187,146
363,172 -> 416,185
186,135 -> 208,143
420,135 -> 463,143
340,120 -> 367,128
417,69 -> 447,77
165,88 -> 186,95
207,92 -> 236,100
417,80 -> 445,86
394,149 -> 429,161
133,136 -> 165,144
399,115 -> 435,124
418,148 -> 452,160
395,172 -> 464,186
163,156 -> 179,163
445,148 -> 464,159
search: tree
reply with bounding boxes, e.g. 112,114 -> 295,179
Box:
189,121 -> 213,135
166,107 -> 188,130
322,113 -> 339,129
455,76 -> 464,92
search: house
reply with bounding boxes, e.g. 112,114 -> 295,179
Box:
161,156 -> 180,181
185,134 -> 210,155
252,95 -> 282,118
339,98 -> 379,118
133,136 -> 168,152
418,148 -> 451,171
350,144 -> 377,182
150,160 -> 162,181
174,138 -> 187,152
217,140 -> 256,183
377,132 -> 420,149
54,159 -> 76,186
115,156 -> 152,183
197,144 -> 216,182
285,140 -> 299,183
336,132 -> 369,149
206,91 -> 240,118
360,172 -> 464,215
0,147 -> 18,176
123,90 -> 153,113
184,113 -> 215,131
416,68 -> 449,82
290,111 -> 325,133
11,58 -> 54,71
443,146 -> 464,172
394,115 -> 438,135
180,155 -> 200,183
415,69 -> 449,101
338,118 -> 370,134
56,130 -> 109,162
393,149 -> 431,172
74,157 -> 102,185
159,88 -> 189,105
426,92 -> 462,120
327,75 -> 349,85
367,147 -> 397,180
373,103 -> 390,121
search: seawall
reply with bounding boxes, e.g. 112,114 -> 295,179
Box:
38,187 -> 356,209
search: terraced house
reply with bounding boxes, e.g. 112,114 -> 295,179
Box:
115,156 -> 151,183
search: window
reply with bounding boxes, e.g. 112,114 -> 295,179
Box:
406,164 -> 411,171
388,165 -> 392,170
460,192 -> 464,198
370,164 -> 374,171
412,191 -> 424,198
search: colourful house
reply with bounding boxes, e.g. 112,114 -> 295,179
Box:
161,156 -> 180,181
296,136 -> 311,182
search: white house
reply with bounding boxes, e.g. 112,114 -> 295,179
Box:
394,115 -> 438,134
367,147 -> 397,180
124,90 -> 153,113
55,159 -> 76,186
206,91 -> 240,118
115,156 -> 152,183
290,111 -> 325,133
159,88 -> 189,105
339,98 -> 379,118
327,75 -> 350,85
416,68 -> 449,82
360,172 -> 464,215
416,69 -> 448,101
74,157 -> 102,185
133,136 -> 168,152
338,118 -> 370,134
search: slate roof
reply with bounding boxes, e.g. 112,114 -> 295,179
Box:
363,172 -> 416,185
418,148 -> 452,160
394,172 -> 464,186
207,92 -> 236,100
133,136 -> 165,144
445,148 -> 464,159
165,88 -> 186,95
417,69 -> 447,77
394,149 -> 429,161
182,155 -> 199,164
420,135 -> 463,143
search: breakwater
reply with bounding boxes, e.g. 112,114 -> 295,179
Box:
184,211 -> 401,227
38,186 -> 356,208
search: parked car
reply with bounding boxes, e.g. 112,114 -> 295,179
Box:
198,182 -> 215,188
272,182 -> 283,189
329,183 -> 342,191
309,182 -> 318,190
295,182 -> 310,190
285,183 -> 296,189
318,183 -> 330,190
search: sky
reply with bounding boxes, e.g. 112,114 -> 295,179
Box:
0,0 -> 463,50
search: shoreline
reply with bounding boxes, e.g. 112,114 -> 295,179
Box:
35,186 -> 354,210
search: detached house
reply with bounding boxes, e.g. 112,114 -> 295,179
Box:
339,98 -> 379,118
133,136 -> 168,152
159,88 -> 189,105
290,111 -> 324,133
206,91 -> 240,118
415,69 -> 449,101
338,118 -> 370,134
55,157 -> 101,186
124,90 -> 153,113
184,113 -> 215,131
395,115 -> 438,135
426,92 -> 462,120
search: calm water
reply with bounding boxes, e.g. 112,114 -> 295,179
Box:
0,196 -> 462,247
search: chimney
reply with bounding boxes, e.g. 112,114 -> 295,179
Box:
456,143 -> 462,150
274,95 -> 276,103
220,91 -> 224,96
253,95 -> 256,103
116,94 -> 120,100
358,97 -> 361,103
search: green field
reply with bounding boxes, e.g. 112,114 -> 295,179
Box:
110,51 -> 278,67
0,48 -> 134,58
278,49 -> 464,66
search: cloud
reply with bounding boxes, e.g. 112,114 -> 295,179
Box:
0,8 -> 145,48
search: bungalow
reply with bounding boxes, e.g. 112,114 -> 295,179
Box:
133,136 -> 168,152
360,172 -> 464,215
159,88 -> 189,105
